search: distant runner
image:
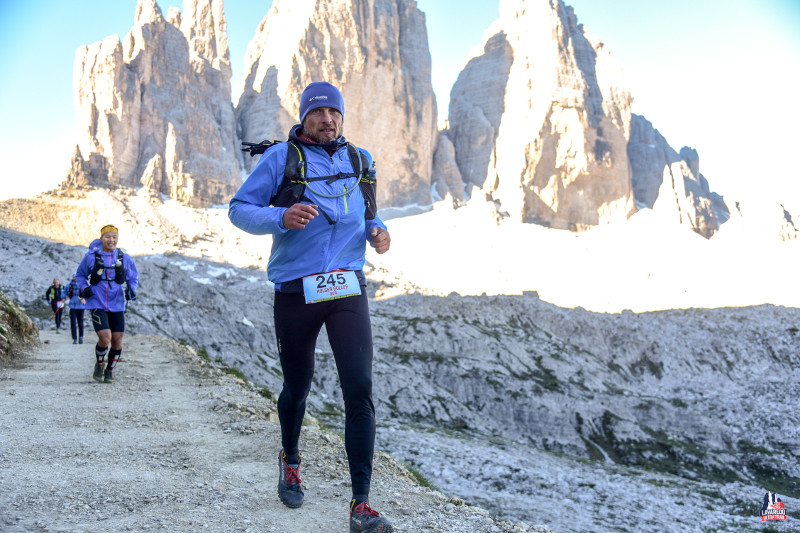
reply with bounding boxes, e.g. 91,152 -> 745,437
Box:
66,275 -> 86,344
44,278 -> 66,333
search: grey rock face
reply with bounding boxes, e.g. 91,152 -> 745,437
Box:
448,1 -> 635,229
235,0 -> 437,207
781,204 -> 799,240
447,0 -> 729,237
627,114 -> 729,237
448,31 -> 513,192
67,0 -> 240,206
430,132 -> 465,205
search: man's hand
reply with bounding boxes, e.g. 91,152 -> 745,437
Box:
369,227 -> 391,254
283,204 -> 319,230
80,286 -> 93,299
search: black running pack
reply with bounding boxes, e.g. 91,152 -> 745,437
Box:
242,140 -> 377,223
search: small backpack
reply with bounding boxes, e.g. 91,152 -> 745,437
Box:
89,249 -> 126,286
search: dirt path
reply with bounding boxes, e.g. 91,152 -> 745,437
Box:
0,330 -> 547,533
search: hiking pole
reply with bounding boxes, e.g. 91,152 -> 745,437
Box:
48,301 -> 65,320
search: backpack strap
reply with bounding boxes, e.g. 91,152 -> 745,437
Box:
89,249 -> 126,285
284,141 -> 306,185
115,249 -> 126,285
346,143 -> 366,179
90,251 -> 104,285
250,139 -> 377,223
347,143 -> 378,220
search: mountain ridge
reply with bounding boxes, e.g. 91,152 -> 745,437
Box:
59,0 -> 767,238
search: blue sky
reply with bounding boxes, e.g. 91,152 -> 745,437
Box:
1,0 -> 799,207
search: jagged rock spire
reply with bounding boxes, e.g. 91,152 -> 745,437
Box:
236,0 -> 437,207
70,0 -> 239,206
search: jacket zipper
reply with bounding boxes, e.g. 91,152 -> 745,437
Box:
104,253 -> 110,311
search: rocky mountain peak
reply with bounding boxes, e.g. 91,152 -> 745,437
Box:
443,0 -> 728,237
236,0 -> 437,206
134,0 -> 163,26
181,0 -> 231,77
61,0 -> 736,237
66,0 -> 240,207
447,0 -> 636,229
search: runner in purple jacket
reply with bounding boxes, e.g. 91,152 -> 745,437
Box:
75,224 -> 139,384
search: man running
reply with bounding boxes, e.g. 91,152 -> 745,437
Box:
229,82 -> 393,533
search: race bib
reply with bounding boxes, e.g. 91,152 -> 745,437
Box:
302,270 -> 361,304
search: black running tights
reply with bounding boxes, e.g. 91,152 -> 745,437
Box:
273,290 -> 375,498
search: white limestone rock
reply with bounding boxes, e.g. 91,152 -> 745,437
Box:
431,132 -> 465,206
448,31 -> 513,194
235,0 -> 437,207
448,0 -> 728,237
68,0 -> 240,206
449,0 -> 635,229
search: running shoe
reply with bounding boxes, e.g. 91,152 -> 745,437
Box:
104,368 -> 115,384
277,451 -> 304,508
92,362 -> 105,382
350,500 -> 394,533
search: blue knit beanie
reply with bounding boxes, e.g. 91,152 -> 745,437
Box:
299,82 -> 344,124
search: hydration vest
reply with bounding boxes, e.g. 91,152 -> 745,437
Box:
242,139 -> 377,223
89,249 -> 126,286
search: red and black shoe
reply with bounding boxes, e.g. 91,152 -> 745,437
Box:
350,500 -> 394,533
278,451 -> 304,508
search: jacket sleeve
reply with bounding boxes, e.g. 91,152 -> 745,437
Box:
125,255 -> 139,293
75,254 -> 91,290
228,145 -> 290,235
366,215 -> 388,235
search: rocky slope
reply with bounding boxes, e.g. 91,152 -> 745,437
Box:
1,193 -> 798,532
67,0 -> 240,206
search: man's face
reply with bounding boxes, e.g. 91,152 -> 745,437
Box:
101,231 -> 118,252
303,107 -> 343,143
53,279 -> 60,287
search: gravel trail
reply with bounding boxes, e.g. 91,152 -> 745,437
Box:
0,329 -> 550,533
